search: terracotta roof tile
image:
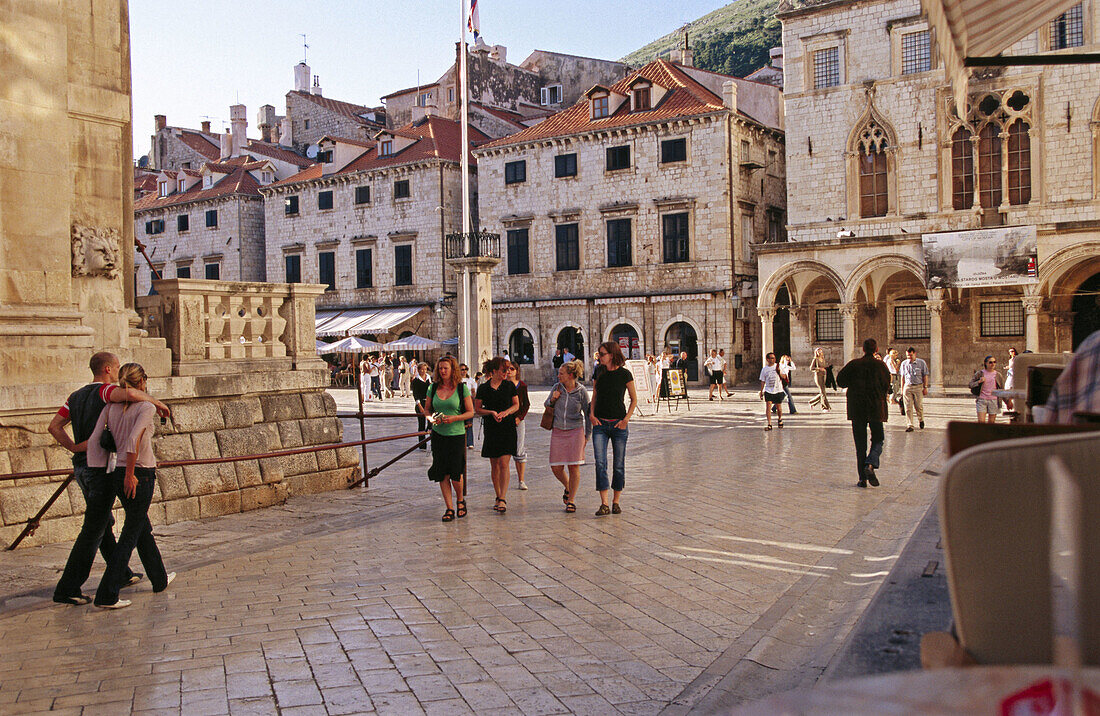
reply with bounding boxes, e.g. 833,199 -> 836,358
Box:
289,91 -> 383,126
243,140 -> 314,167
478,59 -> 729,150
176,130 -> 221,160
134,160 -> 263,212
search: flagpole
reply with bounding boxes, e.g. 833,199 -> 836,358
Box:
460,0 -> 472,369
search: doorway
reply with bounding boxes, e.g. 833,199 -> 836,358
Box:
1072,272 -> 1100,349
664,321 -> 699,381
609,323 -> 641,360
773,285 -> 791,358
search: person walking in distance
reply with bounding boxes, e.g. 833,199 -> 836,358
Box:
886,348 -> 904,417
459,364 -> 477,449
546,361 -> 591,513
899,346 -> 930,431
475,357 -> 520,513
590,342 -> 638,515
759,353 -> 786,430
969,355 -> 1004,424
808,347 -> 831,411
836,339 -> 892,488
778,354 -> 798,414
411,362 -> 432,450
423,356 -> 475,522
50,351 -> 169,606
704,349 -> 725,401
91,363 -> 175,608
1003,347 -> 1017,414
399,355 -> 411,397
506,363 -> 531,491
718,349 -> 733,397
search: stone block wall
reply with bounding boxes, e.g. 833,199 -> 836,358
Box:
286,91 -> 376,150
0,386 -> 360,550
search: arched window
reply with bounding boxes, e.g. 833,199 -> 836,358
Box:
978,123 -> 1002,209
856,120 -> 890,217
1007,120 -> 1031,205
508,329 -> 534,364
556,327 -> 584,362
608,323 -> 640,360
951,127 -> 974,210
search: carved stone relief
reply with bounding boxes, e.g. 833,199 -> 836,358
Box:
71,224 -> 121,278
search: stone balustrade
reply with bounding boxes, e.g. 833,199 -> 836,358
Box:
137,279 -> 327,376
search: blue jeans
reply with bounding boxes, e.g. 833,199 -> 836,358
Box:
592,419 -> 628,492
852,420 -> 885,479
94,468 -> 168,605
783,384 -> 797,413
54,466 -> 130,598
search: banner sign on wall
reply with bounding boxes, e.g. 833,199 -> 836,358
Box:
922,225 -> 1038,289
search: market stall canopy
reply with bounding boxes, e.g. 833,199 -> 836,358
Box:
383,335 -> 442,351
441,337 -> 460,345
315,306 -> 426,337
922,0 -> 1086,109
318,336 -> 384,353
315,339 -> 329,352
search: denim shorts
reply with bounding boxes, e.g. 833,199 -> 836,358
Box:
975,397 -> 999,415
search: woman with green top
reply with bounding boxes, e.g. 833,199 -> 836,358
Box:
424,356 -> 475,522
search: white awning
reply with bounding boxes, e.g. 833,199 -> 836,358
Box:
922,0 -> 1083,108
351,306 -> 423,333
315,309 -> 345,333
315,308 -> 381,337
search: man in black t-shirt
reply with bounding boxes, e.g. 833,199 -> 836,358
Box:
50,351 -> 170,605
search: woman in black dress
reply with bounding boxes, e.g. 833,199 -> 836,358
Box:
474,357 -> 519,513
411,362 -> 432,450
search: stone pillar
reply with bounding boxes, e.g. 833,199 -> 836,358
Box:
925,295 -> 946,394
839,303 -> 858,362
758,307 -> 776,364
452,257 -> 501,369
1022,294 -> 1043,353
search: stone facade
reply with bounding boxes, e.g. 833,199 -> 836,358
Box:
761,0 -> 1100,388
285,89 -> 384,150
475,59 -> 786,384
148,116 -> 220,171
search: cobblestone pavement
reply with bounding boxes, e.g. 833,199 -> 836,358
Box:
0,387 -> 975,714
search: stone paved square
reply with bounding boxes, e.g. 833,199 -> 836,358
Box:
0,388 -> 972,714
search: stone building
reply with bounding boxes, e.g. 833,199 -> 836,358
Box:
383,42 -> 628,139
474,58 -> 786,384
148,114 -> 221,171
259,116 -> 489,343
284,62 -> 385,149
761,0 -> 1100,390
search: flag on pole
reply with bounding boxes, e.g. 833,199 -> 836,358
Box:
468,0 -> 480,43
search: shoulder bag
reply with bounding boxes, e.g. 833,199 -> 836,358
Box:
540,384 -> 558,431
99,409 -> 118,453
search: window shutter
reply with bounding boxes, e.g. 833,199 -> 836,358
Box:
541,87 -> 549,106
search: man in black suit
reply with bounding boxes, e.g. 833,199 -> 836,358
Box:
837,338 -> 892,488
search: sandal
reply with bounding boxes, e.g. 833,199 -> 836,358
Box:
456,500 -> 467,518
777,419 -> 784,428
563,489 -> 569,505
595,504 -> 611,516
565,502 -> 576,513
441,509 -> 455,522
764,425 -> 773,431
496,499 -> 506,514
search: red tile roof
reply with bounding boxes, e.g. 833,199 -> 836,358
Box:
289,91 -> 383,126
134,156 -> 263,212
176,130 -> 220,160
244,140 -> 314,168
478,59 -> 729,150
472,103 -> 527,130
270,116 -> 488,188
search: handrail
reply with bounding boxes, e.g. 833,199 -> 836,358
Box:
3,430 -> 428,550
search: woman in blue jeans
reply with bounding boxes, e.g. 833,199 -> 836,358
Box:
589,341 -> 638,516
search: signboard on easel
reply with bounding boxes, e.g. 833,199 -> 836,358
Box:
662,369 -> 690,412
625,359 -> 656,416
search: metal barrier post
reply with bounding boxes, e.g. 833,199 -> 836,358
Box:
6,474 -> 75,550
355,363 -> 369,487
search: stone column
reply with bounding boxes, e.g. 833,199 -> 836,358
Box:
758,307 -> 776,364
925,296 -> 946,394
452,257 -> 502,369
839,303 -> 858,362
1022,294 -> 1043,353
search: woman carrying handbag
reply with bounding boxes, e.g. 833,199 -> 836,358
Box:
543,361 -> 591,513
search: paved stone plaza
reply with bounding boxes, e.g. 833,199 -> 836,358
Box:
0,388 -> 974,714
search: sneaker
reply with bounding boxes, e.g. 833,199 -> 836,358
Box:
53,594 -> 91,606
905,426 -> 914,432
123,572 -> 144,587
857,480 -> 868,488
154,572 -> 176,593
595,504 -> 611,516
94,599 -> 131,610
518,481 -> 528,491
611,503 -> 621,514
919,421 -> 925,430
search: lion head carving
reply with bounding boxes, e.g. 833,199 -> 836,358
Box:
71,224 -> 121,279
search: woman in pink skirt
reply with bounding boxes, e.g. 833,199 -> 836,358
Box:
545,361 -> 591,513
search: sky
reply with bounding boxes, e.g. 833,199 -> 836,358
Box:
129,0 -> 729,159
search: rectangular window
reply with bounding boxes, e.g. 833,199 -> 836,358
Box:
901,31 -> 932,74
354,185 -> 370,205
951,128 -> 975,210
660,138 -> 687,164
740,139 -> 751,162
978,125 -> 1003,209
662,213 -> 690,263
145,219 -> 164,235
555,224 -> 579,271
448,87 -> 455,103
177,214 -> 189,232
394,244 -> 413,286
318,190 -> 334,210
859,150 -> 888,217
541,85 -> 563,105
741,213 -> 754,261
1051,3 -> 1084,49
285,254 -> 301,284
380,140 -> 393,156
355,248 -> 373,288
506,229 -> 530,275
606,145 -> 631,171
285,195 -> 299,216
205,209 -> 218,228
606,218 -> 632,267
813,47 -> 840,89
592,95 -> 609,119
505,160 -> 527,185
204,262 -> 220,280
316,149 -> 333,164
394,179 -> 410,199
980,301 -> 1025,337
816,308 -> 843,341
318,251 -> 335,291
767,208 -> 786,243
633,87 -> 650,111
175,265 -> 191,279
894,305 -> 931,339
554,153 -> 577,178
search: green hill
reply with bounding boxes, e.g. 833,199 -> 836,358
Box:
620,0 -> 782,78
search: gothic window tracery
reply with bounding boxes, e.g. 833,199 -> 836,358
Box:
857,120 -> 890,217
947,88 -> 1033,212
